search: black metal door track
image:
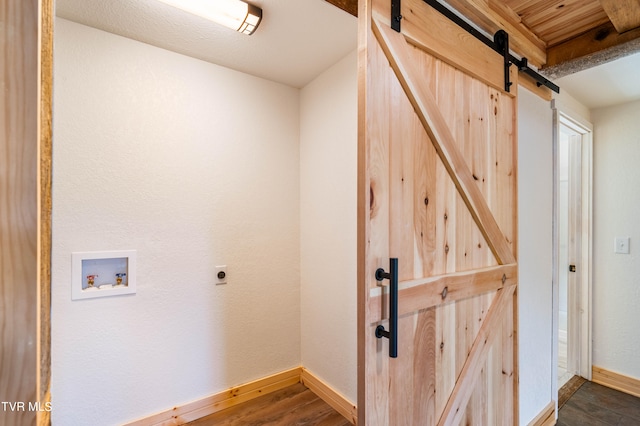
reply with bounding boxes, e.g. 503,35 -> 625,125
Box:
390,0 -> 560,93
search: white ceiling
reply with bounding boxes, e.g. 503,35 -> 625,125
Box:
555,52 -> 640,110
56,0 -> 639,109
55,0 -> 358,89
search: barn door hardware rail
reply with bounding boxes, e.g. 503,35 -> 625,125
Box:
391,0 -> 402,31
375,258 -> 398,358
389,0 -> 560,93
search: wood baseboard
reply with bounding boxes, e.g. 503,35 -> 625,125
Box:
124,367 -> 302,426
124,366 -> 357,425
300,368 -> 357,424
527,401 -> 556,426
592,366 -> 640,398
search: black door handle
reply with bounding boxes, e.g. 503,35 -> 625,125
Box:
375,258 -> 398,358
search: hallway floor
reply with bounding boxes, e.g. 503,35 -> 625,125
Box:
558,380 -> 640,425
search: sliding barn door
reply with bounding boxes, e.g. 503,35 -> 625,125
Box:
357,0 -> 518,424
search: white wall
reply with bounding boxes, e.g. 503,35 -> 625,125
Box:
518,87 -> 554,424
52,19 -> 301,425
554,89 -> 592,124
300,51 -> 358,403
591,99 -> 640,380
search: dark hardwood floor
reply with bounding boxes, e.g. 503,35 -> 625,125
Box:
558,380 -> 640,425
187,376 -> 640,425
187,383 -> 351,426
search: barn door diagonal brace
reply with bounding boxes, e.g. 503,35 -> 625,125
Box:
420,0 -> 560,93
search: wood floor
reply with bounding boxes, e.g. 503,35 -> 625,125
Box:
186,377 -> 640,425
558,380 -> 640,425
187,383 -> 351,426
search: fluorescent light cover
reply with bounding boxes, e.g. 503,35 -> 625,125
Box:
157,0 -> 262,35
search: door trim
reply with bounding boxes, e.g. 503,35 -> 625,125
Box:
1,0 -> 52,424
551,101 -> 593,390
39,0 -> 55,420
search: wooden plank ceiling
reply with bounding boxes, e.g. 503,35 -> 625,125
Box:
326,0 -> 640,77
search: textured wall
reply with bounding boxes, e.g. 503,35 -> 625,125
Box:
518,87 -> 554,424
52,19 -> 301,425
300,50 -> 358,403
592,99 -> 640,379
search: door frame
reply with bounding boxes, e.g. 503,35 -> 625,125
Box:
551,100 -> 593,391
1,0 -> 52,423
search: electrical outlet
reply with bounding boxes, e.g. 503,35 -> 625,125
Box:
614,237 -> 630,254
215,265 -> 227,284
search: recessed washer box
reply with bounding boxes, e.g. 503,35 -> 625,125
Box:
71,250 -> 137,300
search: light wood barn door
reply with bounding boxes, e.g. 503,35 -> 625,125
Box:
357,0 -> 519,424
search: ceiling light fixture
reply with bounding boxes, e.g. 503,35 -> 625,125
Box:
157,0 -> 262,35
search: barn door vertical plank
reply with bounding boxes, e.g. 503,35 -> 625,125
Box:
413,308 -> 437,423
